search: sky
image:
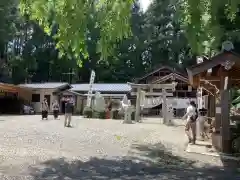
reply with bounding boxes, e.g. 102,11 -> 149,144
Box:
139,0 -> 151,12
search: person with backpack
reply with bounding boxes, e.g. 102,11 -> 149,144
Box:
182,101 -> 198,144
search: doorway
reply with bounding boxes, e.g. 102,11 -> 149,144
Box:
44,95 -> 51,107
61,101 -> 66,113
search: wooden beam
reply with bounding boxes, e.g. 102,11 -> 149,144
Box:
162,89 -> 167,124
152,73 -> 189,84
187,52 -> 240,76
131,92 -> 173,96
127,82 -> 177,90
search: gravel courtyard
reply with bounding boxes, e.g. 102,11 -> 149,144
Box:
0,115 -> 239,179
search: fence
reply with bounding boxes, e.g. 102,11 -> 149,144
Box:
141,107 -> 187,118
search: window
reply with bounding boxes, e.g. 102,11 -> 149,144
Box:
32,94 -> 40,102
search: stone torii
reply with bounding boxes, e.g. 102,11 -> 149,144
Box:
127,82 -> 177,123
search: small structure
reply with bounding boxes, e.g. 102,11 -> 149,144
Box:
122,95 -> 134,124
186,42 -> 240,153
0,83 -> 30,114
133,66 -> 198,117
128,82 -> 177,123
56,90 -> 83,114
19,83 -> 71,113
18,83 -> 131,114
93,92 -> 105,113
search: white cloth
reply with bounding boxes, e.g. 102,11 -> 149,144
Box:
52,103 -> 59,110
186,105 -> 196,122
197,116 -> 205,135
41,102 -> 48,111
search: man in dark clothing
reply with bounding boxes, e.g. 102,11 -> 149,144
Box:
64,98 -> 74,127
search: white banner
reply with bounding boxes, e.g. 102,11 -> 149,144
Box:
86,70 -> 95,107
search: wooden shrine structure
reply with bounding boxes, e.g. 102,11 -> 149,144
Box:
186,48 -> 240,153
135,66 -> 197,98
128,82 -> 177,123
131,66 -> 200,117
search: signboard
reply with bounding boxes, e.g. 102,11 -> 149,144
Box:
197,88 -> 203,109
86,70 -> 96,107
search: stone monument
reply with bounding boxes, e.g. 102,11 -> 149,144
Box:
122,95 -> 134,124
93,92 -> 105,118
166,100 -> 174,125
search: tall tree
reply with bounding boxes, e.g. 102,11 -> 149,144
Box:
178,0 -> 240,55
19,0 -> 134,64
0,0 -> 18,58
142,0 -> 192,69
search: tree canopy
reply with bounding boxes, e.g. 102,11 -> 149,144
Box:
0,0 -> 239,84
19,0 -> 134,65
178,0 -> 240,55
19,0 -> 240,59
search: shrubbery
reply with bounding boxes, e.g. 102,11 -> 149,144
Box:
83,106 -> 106,119
92,110 -> 106,119
83,106 -> 93,118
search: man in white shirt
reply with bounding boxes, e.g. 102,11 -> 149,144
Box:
183,101 -> 197,144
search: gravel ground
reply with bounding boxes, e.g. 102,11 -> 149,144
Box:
0,115 -> 239,180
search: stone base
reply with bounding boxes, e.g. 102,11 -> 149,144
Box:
186,141 -> 240,161
212,132 -> 222,152
122,120 -> 133,124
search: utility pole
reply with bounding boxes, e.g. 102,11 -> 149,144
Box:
62,68 -> 75,84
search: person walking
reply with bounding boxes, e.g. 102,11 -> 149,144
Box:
64,97 -> 74,127
52,100 -> 60,120
182,101 -> 198,144
41,98 -> 49,120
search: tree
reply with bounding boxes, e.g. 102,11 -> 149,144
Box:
177,0 -> 240,55
141,0 -> 192,69
95,1 -> 147,82
0,0 -> 18,58
19,0 -> 134,64
76,0 -> 147,83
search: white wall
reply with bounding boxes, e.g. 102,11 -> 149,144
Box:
31,89 -> 57,113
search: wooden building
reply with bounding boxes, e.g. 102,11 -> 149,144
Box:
186,49 -> 240,153
135,66 -> 197,98
0,83 -> 31,114
132,66 -> 199,117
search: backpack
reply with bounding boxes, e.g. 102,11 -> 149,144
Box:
190,109 -> 198,122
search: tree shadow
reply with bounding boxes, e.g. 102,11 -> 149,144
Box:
29,142 -> 240,180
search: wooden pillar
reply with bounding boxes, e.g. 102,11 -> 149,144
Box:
162,88 -> 167,124
220,75 -> 231,153
135,87 -> 141,122
215,97 -> 221,132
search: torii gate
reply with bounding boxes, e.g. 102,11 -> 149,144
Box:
127,82 -> 177,123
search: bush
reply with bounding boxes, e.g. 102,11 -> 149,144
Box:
99,111 -> 106,119
93,110 -> 106,119
112,110 -> 120,119
83,106 -> 93,118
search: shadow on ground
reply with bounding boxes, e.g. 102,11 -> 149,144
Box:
29,143 -> 240,180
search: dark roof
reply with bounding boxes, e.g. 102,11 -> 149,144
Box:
186,51 -> 240,84
19,82 -> 71,89
135,65 -> 187,83
71,83 -> 131,92
55,89 -> 84,96
152,73 -> 189,84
